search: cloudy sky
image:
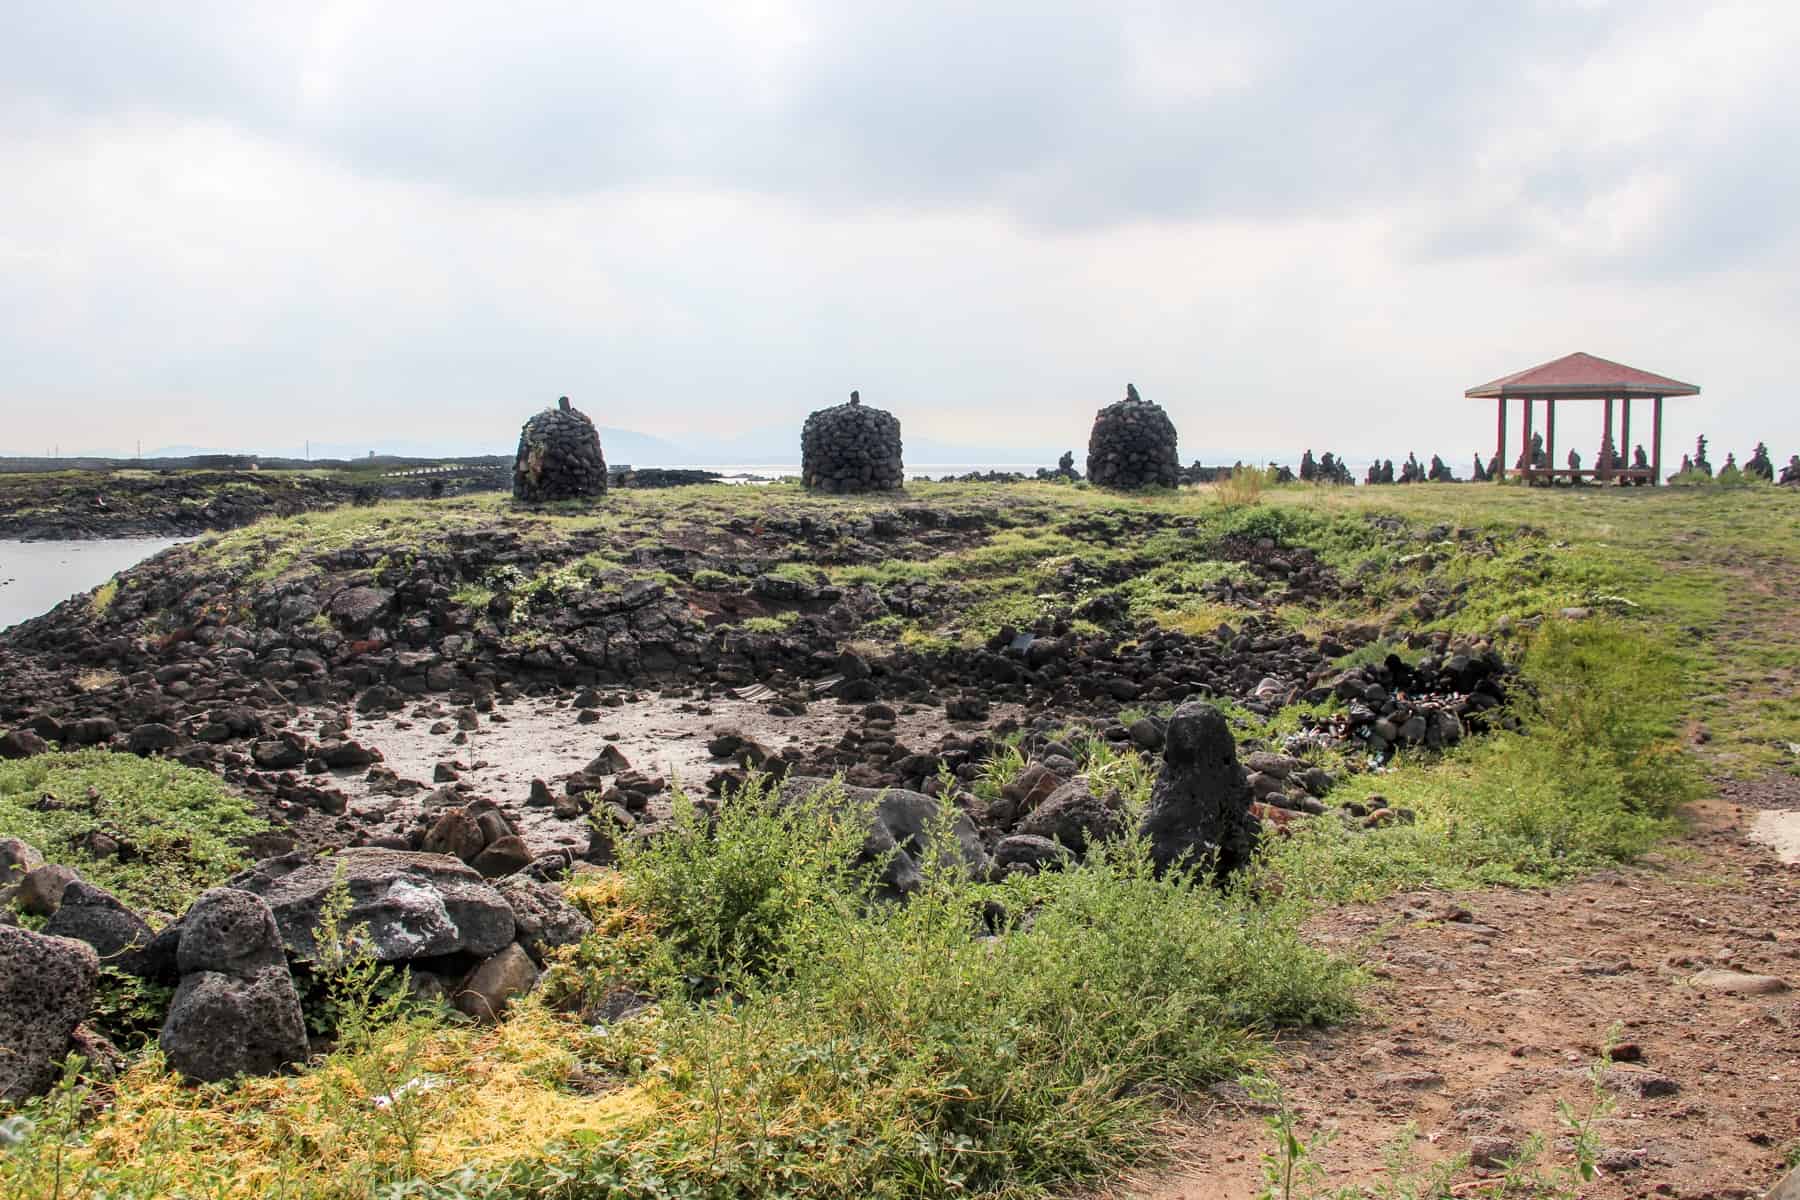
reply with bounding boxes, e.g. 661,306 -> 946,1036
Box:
4,1 -> 1797,467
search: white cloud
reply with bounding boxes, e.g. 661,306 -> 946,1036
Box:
1,2 -> 1796,466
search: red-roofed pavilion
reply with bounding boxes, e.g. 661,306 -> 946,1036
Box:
1466,352 -> 1700,485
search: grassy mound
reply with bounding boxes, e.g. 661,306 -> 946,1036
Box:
0,750 -> 264,914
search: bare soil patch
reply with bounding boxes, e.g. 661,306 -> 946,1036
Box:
1118,787 -> 1800,1199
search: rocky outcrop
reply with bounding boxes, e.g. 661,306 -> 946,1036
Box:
159,888 -> 309,1082
801,392 -> 904,493
227,850 -> 516,962
0,925 -> 98,1101
513,397 -> 607,502
1137,701 -> 1260,878
1086,384 -> 1180,490
780,776 -> 988,895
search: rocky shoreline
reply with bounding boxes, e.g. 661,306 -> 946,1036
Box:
1,485 -> 1518,1096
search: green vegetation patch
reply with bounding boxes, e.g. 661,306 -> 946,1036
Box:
0,750 -> 266,914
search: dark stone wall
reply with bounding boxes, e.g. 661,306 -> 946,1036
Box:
801,392 -> 904,493
1086,384 -> 1180,489
513,398 -> 607,502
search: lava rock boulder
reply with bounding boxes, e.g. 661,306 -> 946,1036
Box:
0,925 -> 99,1101
227,849 -> 516,963
160,888 -> 309,1082
1137,701 -> 1260,878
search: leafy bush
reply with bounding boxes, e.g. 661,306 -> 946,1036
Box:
607,776 -> 880,986
526,779 -> 1357,1199
1268,617 -> 1703,901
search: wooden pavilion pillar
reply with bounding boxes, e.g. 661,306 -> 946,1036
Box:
1495,397 -> 1507,481
1546,399 -> 1557,483
1621,398 -> 1632,473
1521,397 -> 1535,483
1601,396 -> 1615,483
1651,396 -> 1664,486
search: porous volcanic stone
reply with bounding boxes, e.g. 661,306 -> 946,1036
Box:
0,925 -> 98,1101
1086,383 -> 1181,490
801,391 -> 904,493
227,849 -> 516,962
513,396 -> 607,502
1137,701 -> 1260,878
159,888 -> 307,1082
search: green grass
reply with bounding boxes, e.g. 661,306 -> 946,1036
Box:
9,478 -> 1794,1197
0,750 -> 266,914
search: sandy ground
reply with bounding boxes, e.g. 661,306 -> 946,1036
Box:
1103,775 -> 1800,1200
298,690 -> 1022,854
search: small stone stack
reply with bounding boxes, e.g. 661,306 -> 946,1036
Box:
801,391 -> 904,493
513,397 -> 607,502
1086,384 -> 1180,489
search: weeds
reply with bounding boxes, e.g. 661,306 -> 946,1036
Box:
0,750 -> 265,913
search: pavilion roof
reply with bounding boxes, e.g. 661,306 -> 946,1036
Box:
1465,352 -> 1700,399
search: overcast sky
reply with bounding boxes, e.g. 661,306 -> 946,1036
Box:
4,1 -> 1797,467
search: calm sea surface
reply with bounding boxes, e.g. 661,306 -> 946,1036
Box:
0,539 -> 185,631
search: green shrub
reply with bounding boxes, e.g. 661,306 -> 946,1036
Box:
0,750 -> 265,914
608,776 -> 880,986
534,778 -> 1357,1198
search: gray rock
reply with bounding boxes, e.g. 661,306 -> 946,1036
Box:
16,863 -> 80,916
228,850 -> 515,962
42,881 -> 154,972
158,887 -> 308,1081
1688,968 -> 1789,994
127,722 -> 183,754
328,586 -> 393,633
176,887 -> 287,976
1137,702 -> 1260,878
0,838 -> 42,885
781,777 -> 989,896
496,877 -> 593,964
1016,780 -> 1124,855
0,729 -> 50,759
993,834 -> 1072,872
455,943 -> 539,1021
471,835 -> 533,878
0,926 -> 98,1101
160,965 -> 308,1082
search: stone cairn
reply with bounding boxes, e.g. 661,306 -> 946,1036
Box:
1086,383 -> 1181,489
512,397 -> 607,502
801,391 -> 904,493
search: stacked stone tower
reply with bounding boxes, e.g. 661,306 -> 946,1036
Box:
801,391 -> 904,493
1086,383 -> 1180,489
513,397 -> 607,502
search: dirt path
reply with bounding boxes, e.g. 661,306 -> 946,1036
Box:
1116,777 -> 1800,1199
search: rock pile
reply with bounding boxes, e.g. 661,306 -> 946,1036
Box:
0,840 -> 598,1095
159,888 -> 308,1082
513,397 -> 607,502
1086,384 -> 1180,489
801,391 -> 904,493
